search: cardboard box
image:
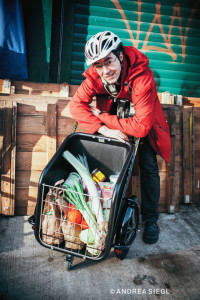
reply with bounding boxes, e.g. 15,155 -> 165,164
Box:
162,91 -> 170,104
176,95 -> 182,105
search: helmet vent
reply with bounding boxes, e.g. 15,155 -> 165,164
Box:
85,31 -> 122,65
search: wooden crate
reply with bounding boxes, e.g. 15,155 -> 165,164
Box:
0,101 -> 17,215
194,108 -> 200,204
128,106 -> 183,213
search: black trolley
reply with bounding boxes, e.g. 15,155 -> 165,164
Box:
30,132 -> 140,270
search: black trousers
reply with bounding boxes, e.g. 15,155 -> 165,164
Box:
138,137 -> 160,223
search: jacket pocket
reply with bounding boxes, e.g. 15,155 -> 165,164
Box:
156,124 -> 167,132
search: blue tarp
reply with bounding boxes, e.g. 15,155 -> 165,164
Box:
0,0 -> 28,79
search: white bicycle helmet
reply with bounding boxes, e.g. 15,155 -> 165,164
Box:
85,31 -> 122,66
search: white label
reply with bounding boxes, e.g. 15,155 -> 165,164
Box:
3,207 -> 9,213
98,138 -> 105,143
4,79 -> 9,88
185,195 -> 190,203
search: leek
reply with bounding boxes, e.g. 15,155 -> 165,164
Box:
62,151 -> 104,225
63,180 -> 105,250
77,153 -> 90,171
63,181 -> 96,227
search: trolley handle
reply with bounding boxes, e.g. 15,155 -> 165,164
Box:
72,121 -> 78,134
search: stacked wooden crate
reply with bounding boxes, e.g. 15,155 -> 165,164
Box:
194,107 -> 200,205
16,98 -> 56,215
0,81 -> 199,215
0,82 -> 85,215
163,106 -> 183,213
181,100 -> 200,206
130,106 -> 183,213
0,101 -> 17,215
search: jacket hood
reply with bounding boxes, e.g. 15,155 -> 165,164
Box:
124,46 -> 149,82
83,46 -> 149,85
83,63 -> 100,83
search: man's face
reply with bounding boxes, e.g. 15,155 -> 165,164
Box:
93,52 -> 123,84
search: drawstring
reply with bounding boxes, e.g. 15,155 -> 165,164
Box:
124,82 -> 134,95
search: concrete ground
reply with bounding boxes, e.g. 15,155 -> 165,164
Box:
0,204 -> 200,300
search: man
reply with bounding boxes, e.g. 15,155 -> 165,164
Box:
70,31 -> 171,244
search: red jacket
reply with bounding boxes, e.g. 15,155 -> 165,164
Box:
70,46 -> 171,162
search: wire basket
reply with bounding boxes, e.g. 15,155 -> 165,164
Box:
39,183 -> 112,259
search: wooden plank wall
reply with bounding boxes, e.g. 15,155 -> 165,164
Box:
0,92 -> 86,215
0,81 -> 200,215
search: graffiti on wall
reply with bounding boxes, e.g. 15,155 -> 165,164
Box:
111,0 -> 199,63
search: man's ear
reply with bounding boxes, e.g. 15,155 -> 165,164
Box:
119,52 -> 123,62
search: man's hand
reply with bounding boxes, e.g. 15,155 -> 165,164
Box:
90,106 -> 129,143
98,125 -> 128,143
90,106 -> 101,116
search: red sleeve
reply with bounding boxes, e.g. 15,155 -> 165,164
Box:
97,86 -> 157,137
69,79 -> 104,134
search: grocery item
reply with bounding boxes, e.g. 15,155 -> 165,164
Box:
61,220 -> 84,250
103,209 -> 111,222
67,203 -> 89,229
68,209 -> 82,224
80,228 -> 95,244
63,151 -> 104,225
63,172 -> 81,186
98,182 -> 113,209
91,168 -> 106,183
42,189 -> 64,245
62,168 -> 106,250
109,174 -> 119,186
80,218 -> 89,230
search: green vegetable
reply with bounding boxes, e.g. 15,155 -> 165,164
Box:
45,211 -> 53,216
80,228 -> 95,244
77,153 -> 90,171
103,209 -> 110,222
63,180 -> 103,248
62,151 -> 104,225
63,180 -> 96,227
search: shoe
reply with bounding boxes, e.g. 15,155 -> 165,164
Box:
143,222 -> 159,244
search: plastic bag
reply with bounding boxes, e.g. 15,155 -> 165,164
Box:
61,219 -> 84,250
42,189 -> 64,245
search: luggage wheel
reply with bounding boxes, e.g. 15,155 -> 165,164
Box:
28,215 -> 35,230
114,245 -> 130,260
114,195 -> 139,260
65,254 -> 74,271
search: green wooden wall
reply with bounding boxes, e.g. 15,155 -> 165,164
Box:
68,0 -> 200,97
23,0 -> 200,97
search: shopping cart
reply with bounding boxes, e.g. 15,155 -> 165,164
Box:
29,131 -> 140,270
